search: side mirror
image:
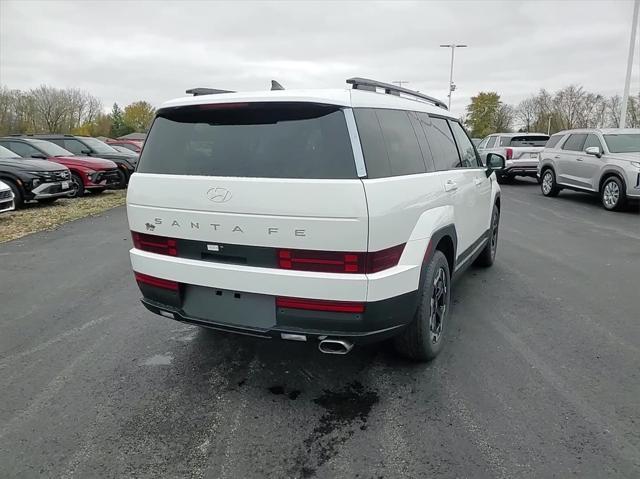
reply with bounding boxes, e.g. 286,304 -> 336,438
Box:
485,153 -> 506,177
81,149 -> 92,155
585,146 -> 601,158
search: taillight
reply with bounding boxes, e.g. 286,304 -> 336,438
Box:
506,148 -> 513,160
277,244 -> 405,274
134,272 -> 179,291
132,231 -> 177,256
276,297 -> 365,313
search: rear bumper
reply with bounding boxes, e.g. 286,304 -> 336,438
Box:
502,164 -> 538,177
139,286 -> 417,345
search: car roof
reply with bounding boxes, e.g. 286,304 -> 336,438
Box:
160,88 -> 456,118
554,128 -> 640,135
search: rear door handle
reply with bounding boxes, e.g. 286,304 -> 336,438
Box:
444,179 -> 458,192
576,158 -> 583,161
554,155 -> 560,159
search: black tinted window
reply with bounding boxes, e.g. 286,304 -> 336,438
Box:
584,134 -> 603,151
375,109 -> 426,176
562,134 -> 587,151
449,121 -> 480,167
138,103 -> 356,179
409,112 -> 435,171
507,135 -> 550,147
353,108 -> 390,178
545,134 -> 564,149
61,139 -> 87,155
1,141 -> 40,158
423,117 -> 460,170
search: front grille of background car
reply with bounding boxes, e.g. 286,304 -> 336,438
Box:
102,169 -> 120,183
39,170 -> 70,182
0,190 -> 12,200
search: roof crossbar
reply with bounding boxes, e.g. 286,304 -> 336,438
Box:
186,87 -> 235,96
346,77 -> 448,110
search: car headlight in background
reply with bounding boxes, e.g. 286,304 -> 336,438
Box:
32,178 -> 41,187
85,170 -> 97,181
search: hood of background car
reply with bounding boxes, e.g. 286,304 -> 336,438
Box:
606,152 -> 640,163
51,156 -> 118,169
0,158 -> 66,172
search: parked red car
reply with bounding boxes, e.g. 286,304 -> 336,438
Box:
0,137 -> 122,197
105,139 -> 143,153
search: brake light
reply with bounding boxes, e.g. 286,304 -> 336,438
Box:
277,244 -> 405,274
198,102 -> 249,110
134,272 -> 179,291
132,232 -> 177,256
506,148 -> 513,160
276,297 -> 365,313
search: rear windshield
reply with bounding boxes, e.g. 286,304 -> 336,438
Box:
603,133 -> 640,153
138,102 -> 357,179
501,135 -> 549,147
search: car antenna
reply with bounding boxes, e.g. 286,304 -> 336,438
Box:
271,80 -> 285,91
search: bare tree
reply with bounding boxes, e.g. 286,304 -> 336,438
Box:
515,97 -> 537,132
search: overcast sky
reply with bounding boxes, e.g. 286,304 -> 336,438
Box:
1,0 -> 638,117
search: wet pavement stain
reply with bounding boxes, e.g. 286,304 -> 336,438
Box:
295,381 -> 379,478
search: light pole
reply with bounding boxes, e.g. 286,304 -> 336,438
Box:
440,44 -> 467,110
620,0 -> 639,128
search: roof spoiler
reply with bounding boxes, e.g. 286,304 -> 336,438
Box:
346,77 -> 448,110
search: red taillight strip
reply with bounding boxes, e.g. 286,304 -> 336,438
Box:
276,297 -> 365,313
134,272 -> 179,291
132,232 -> 178,256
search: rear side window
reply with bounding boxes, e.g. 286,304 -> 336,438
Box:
138,102 -> 356,179
449,121 -> 480,167
375,109 -> 426,176
485,136 -> 497,148
423,117 -> 461,171
507,135 -> 550,147
562,134 -> 588,151
545,134 -> 564,149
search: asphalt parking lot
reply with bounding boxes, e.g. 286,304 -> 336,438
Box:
0,179 -> 638,478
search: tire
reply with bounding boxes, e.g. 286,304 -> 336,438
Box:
540,169 -> 560,197
116,168 -> 128,188
601,176 -> 626,211
69,172 -> 85,198
474,204 -> 500,267
394,250 -> 451,362
37,198 -> 58,205
5,180 -> 24,209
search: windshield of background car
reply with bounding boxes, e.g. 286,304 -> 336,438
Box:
603,134 -> 640,153
138,102 -> 357,179
0,145 -> 19,159
504,135 -> 550,147
29,139 -> 74,157
80,137 -> 120,155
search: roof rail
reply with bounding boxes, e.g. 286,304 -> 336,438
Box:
185,87 -> 235,96
346,77 -> 448,110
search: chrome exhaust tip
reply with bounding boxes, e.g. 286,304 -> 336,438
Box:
318,339 -> 354,355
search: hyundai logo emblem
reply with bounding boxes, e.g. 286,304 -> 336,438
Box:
207,187 -> 232,203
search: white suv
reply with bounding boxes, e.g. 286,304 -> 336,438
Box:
127,78 -> 505,361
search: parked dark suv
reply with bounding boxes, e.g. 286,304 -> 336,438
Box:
0,145 -> 72,208
0,137 -> 121,197
24,134 -> 137,186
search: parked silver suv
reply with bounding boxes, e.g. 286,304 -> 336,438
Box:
538,128 -> 640,211
477,132 -> 549,183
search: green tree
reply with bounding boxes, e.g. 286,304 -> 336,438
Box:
109,103 -> 131,138
123,101 -> 155,132
464,92 -> 512,137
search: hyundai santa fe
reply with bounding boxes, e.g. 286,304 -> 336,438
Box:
127,78 -> 506,361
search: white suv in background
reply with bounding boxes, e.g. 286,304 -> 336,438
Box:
127,78 -> 505,361
0,179 -> 15,213
476,132 -> 549,183
538,128 -> 640,211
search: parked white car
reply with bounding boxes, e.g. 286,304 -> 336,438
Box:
127,78 -> 506,361
0,179 -> 15,213
538,128 -> 640,211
